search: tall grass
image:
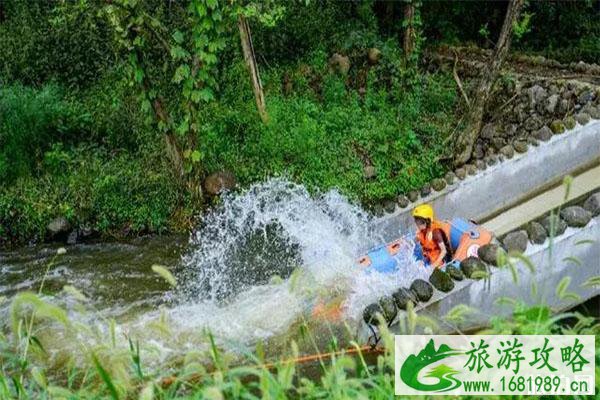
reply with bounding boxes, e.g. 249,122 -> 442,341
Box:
0,246 -> 598,399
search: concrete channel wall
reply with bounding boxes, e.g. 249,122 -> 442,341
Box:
362,120 -> 600,336
414,217 -> 600,333
375,120 -> 600,240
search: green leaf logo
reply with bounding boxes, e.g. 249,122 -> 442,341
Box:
400,339 -> 463,392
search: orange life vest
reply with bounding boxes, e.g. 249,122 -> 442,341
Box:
415,220 -> 451,266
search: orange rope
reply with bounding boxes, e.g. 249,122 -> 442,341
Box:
159,344 -> 385,387
254,344 -> 384,370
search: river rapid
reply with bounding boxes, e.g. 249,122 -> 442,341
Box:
0,179 -> 427,371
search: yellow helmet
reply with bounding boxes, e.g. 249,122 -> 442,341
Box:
412,204 -> 434,221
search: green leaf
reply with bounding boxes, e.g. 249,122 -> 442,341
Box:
170,46 -> 189,61
172,30 -> 184,44
92,354 -> 120,400
206,0 -> 218,10
173,65 -> 190,83
195,2 -> 207,17
177,120 -> 189,135
134,68 -> 144,83
195,88 -> 215,102
191,150 -> 201,163
31,367 -> 47,389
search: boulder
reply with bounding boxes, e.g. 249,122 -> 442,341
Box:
66,230 -> 79,245
408,190 -> 419,202
378,295 -> 397,322
460,257 -> 488,279
47,217 -> 71,240
524,115 -> 543,131
392,287 -> 416,310
557,99 -> 570,115
560,206 -> 592,227
410,279 -> 434,302
527,137 -> 539,147
533,126 -> 553,142
526,221 -> 547,244
397,194 -> 410,209
446,264 -> 465,281
502,230 -> 528,253
475,159 -> 487,170
478,243 -> 500,266
204,170 -> 236,195
503,124 -> 518,138
367,48 -> 382,65
431,178 -> 446,192
500,145 -> 515,159
466,164 -> 477,175
383,200 -> 396,213
492,138 -> 506,151
563,116 -> 576,130
575,112 -> 591,125
429,268 -> 455,292
549,120 -> 566,134
444,171 -> 456,185
486,155 -> 498,166
420,184 -> 432,198
574,62 -> 588,73
541,214 -> 568,236
79,226 -> 96,241
527,84 -> 548,108
588,106 -> 600,120
472,144 -> 485,160
364,165 -> 377,179
545,94 -> 559,114
583,192 -> 600,216
455,167 -> 466,180
577,90 -> 595,105
480,123 -> 496,139
328,53 -> 350,75
363,303 -> 384,325
371,204 -> 384,217
513,140 -> 528,153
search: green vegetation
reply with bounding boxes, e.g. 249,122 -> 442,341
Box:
1,1 -> 599,245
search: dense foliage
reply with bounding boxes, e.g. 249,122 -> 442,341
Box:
1,0 -> 599,244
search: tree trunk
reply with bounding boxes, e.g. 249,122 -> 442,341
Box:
238,15 -> 268,123
403,1 -> 416,58
134,50 -> 185,181
453,0 -> 525,166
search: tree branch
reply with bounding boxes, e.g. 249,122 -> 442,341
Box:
453,50 -> 470,108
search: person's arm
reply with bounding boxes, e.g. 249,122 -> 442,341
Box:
431,230 -> 448,268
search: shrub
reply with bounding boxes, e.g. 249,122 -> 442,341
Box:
0,146 -> 177,244
0,84 -> 90,182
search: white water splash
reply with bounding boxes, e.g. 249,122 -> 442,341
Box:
2,178 -> 430,368
134,179 -> 428,349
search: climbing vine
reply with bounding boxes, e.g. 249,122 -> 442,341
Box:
103,0 -> 286,198
104,0 -> 230,198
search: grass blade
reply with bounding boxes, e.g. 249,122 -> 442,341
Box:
92,353 -> 120,400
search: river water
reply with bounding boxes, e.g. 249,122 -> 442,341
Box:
1,179 -> 427,369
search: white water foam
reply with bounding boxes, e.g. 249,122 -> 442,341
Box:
129,179 -> 428,350
4,178 -> 429,368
